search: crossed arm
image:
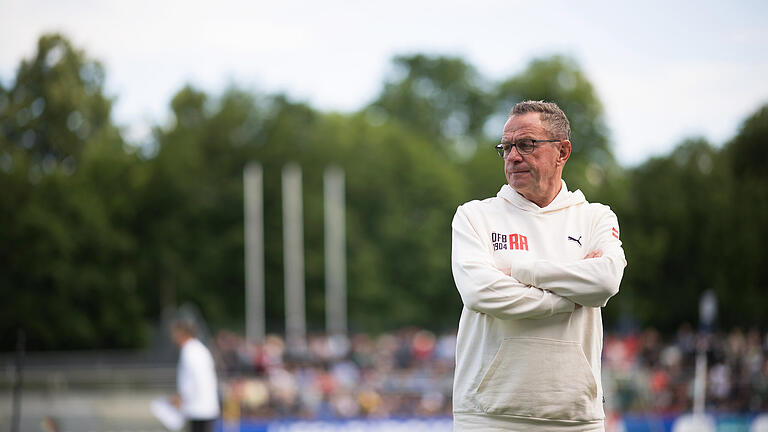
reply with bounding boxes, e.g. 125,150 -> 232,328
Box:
508,211 -> 626,308
451,206 -> 626,320
452,207 -> 575,320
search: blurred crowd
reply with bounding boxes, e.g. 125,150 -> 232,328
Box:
211,324 -> 768,420
604,324 -> 768,414
213,328 -> 455,420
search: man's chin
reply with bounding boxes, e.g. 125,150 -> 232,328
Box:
508,171 -> 531,180
507,176 -> 530,190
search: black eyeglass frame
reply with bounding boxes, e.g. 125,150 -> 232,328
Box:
495,139 -> 562,158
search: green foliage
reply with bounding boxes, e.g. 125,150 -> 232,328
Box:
729,105 -> 768,180
2,34 -> 112,163
321,114 -> 468,331
720,107 -> 768,326
615,111 -> 768,330
0,34 -> 147,350
617,139 -> 731,328
372,54 -> 493,142
2,34 -> 766,350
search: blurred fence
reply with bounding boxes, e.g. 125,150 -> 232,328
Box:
0,350 -> 175,431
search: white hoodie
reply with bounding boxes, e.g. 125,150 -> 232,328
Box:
451,181 -> 626,431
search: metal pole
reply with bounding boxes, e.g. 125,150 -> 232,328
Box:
324,166 -> 347,336
244,163 -> 265,345
282,163 -> 306,352
693,289 -> 716,415
693,350 -> 707,414
11,328 -> 25,432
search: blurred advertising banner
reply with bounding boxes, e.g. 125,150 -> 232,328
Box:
235,418 -> 453,432
225,415 -> 768,432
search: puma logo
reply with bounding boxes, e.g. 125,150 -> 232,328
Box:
568,235 -> 582,247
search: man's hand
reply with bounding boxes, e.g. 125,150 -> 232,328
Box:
572,250 -> 602,309
584,250 -> 602,259
170,394 -> 182,408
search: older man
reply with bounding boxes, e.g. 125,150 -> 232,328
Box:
451,100 -> 626,431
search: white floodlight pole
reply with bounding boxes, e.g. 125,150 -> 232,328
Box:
244,163 -> 265,345
324,166 -> 347,336
282,163 -> 306,352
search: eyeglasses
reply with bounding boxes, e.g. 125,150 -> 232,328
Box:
495,139 -> 561,158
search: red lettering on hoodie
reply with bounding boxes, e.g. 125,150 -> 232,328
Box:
507,233 -> 529,251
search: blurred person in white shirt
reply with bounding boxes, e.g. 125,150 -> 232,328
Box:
171,319 -> 220,432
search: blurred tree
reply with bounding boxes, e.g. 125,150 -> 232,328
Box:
138,86 -> 268,330
0,33 -> 146,350
618,139 -> 731,330
0,33 -> 112,163
719,105 -> 768,327
314,113 -> 468,331
729,105 -> 768,179
370,54 -> 493,159
614,105 -> 768,331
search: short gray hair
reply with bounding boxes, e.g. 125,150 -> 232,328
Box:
509,100 -> 571,140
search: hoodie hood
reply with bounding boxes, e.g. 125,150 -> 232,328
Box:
497,180 -> 586,214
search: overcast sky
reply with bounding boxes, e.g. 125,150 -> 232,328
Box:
2,0 -> 767,166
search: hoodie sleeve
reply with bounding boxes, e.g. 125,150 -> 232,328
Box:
452,205 -> 576,319
509,206 -> 626,307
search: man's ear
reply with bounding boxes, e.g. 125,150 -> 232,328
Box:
558,140 -> 571,165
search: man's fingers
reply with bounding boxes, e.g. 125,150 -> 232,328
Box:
584,250 -> 603,259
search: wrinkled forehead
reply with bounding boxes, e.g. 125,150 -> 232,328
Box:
502,112 -> 550,140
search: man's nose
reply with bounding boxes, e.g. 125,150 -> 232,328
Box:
505,145 -> 523,162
